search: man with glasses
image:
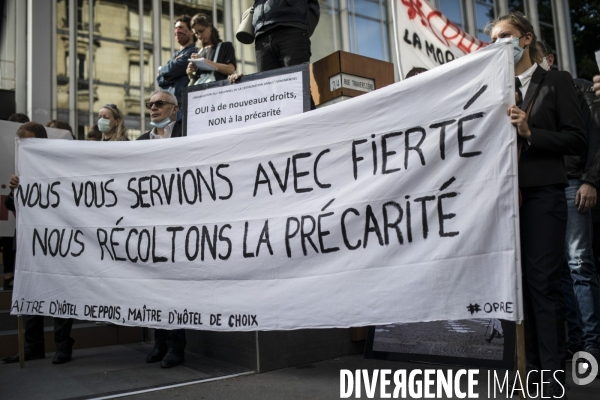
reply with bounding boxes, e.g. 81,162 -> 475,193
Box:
137,91 -> 181,141
137,90 -> 185,367
157,15 -> 197,112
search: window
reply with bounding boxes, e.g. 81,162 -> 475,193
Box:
128,9 -> 152,41
77,53 -> 87,80
437,0 -> 464,28
537,0 -> 558,65
349,0 -> 389,61
311,0 -> 342,62
508,0 -> 525,13
65,0 -> 85,30
65,52 -> 87,80
475,0 -> 495,41
129,62 -> 152,89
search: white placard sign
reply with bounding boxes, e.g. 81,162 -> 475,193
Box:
0,121 -> 72,237
12,44 -> 522,331
394,0 -> 487,76
186,71 -> 304,135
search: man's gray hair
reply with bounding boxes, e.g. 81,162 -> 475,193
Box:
150,90 -> 178,105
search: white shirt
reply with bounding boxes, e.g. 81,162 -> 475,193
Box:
148,120 -> 176,139
516,63 -> 538,104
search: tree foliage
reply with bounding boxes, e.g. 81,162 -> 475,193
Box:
570,0 -> 600,80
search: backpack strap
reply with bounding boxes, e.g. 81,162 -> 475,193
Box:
213,42 -> 222,63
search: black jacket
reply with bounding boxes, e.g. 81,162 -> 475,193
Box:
4,191 -> 15,212
252,0 -> 320,36
519,66 -> 587,188
136,120 -> 183,140
4,192 -> 16,251
564,79 -> 600,187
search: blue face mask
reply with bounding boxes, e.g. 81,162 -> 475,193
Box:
150,117 -> 171,129
97,118 -> 112,133
497,36 -> 524,64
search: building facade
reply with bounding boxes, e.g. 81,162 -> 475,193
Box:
0,0 -> 576,139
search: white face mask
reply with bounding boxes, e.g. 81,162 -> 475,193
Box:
497,36 -> 525,64
150,116 -> 171,129
97,118 -> 112,133
540,57 -> 551,71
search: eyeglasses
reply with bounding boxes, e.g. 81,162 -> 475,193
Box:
145,100 -> 176,110
104,103 -> 118,109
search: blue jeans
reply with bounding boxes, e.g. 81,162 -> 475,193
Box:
561,179 -> 600,350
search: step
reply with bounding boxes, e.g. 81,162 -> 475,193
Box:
0,321 -> 143,358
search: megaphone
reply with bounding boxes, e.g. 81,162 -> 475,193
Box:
236,7 -> 255,45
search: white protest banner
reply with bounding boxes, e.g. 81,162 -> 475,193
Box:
0,121 -> 72,237
186,70 -> 304,135
12,43 -> 521,331
392,0 -> 487,77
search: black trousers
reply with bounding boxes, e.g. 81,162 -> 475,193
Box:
254,26 -> 315,110
255,26 -> 311,72
520,185 -> 567,378
25,316 -> 74,354
1,237 -> 15,274
154,329 -> 186,352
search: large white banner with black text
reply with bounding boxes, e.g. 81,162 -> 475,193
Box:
11,43 -> 521,331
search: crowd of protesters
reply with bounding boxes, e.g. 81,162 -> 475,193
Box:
1,6 -> 600,398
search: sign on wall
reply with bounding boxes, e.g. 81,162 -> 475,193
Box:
329,73 -> 376,93
12,44 -> 521,331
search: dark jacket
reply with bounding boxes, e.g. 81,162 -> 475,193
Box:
136,120 -> 183,140
519,66 -> 587,188
4,191 -> 15,212
252,0 -> 320,36
5,191 -> 16,251
157,43 -> 197,104
564,79 -> 600,187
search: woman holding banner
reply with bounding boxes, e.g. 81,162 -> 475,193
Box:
2,123 -> 75,365
488,12 -> 586,398
186,14 -> 236,85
